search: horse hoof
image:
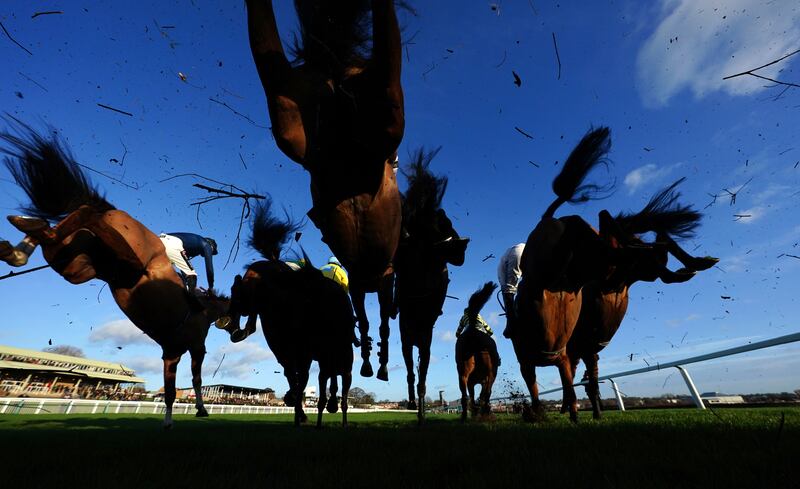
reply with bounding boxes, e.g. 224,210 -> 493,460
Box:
230,329 -> 250,343
196,407 -> 209,418
690,256 -> 719,271
214,316 -> 232,330
326,396 -> 339,414
7,215 -> 50,234
407,400 -> 417,411
376,365 -> 389,382
360,362 -> 374,378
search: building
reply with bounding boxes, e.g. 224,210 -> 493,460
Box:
0,344 -> 145,398
171,384 -> 275,405
700,392 -> 745,405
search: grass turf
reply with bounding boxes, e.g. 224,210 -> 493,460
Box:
0,407 -> 797,488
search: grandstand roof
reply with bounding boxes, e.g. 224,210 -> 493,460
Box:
0,345 -> 145,384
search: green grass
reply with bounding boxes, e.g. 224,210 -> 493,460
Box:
0,408 -> 797,488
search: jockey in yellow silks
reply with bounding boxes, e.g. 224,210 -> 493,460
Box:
320,256 -> 349,293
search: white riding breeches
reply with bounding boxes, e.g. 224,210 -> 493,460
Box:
160,234 -> 197,278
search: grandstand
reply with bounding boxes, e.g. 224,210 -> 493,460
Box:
170,384 -> 276,405
0,345 -> 145,399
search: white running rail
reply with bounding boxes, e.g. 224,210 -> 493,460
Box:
0,398 -> 402,415
535,331 -> 800,410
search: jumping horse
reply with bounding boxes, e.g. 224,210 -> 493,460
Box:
394,148 -> 468,423
0,122 -> 228,428
245,0 -> 405,380
456,282 -> 500,423
223,198 -> 355,427
566,178 -> 718,419
511,127 -> 631,423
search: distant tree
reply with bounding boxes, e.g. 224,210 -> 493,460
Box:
43,345 -> 85,358
348,387 -> 376,405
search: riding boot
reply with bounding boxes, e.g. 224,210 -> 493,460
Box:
186,275 -> 198,293
502,292 -> 516,338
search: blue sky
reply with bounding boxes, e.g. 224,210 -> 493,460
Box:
1,0 -> 798,403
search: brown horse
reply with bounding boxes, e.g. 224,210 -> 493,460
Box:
511,127 -> 627,423
0,123 -> 228,428
223,199 -> 355,427
245,0 -> 405,380
456,282 -> 499,423
566,179 -> 718,419
394,148 -> 468,423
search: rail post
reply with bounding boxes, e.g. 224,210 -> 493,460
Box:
676,366 -> 705,410
609,378 -> 625,411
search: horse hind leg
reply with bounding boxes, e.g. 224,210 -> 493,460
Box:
162,355 -> 181,429
326,376 -> 339,414
316,373 -> 328,429
558,356 -> 579,423
417,344 -> 432,424
341,372 -> 352,428
519,361 -> 544,422
585,353 -> 602,420
376,273 -> 394,381
351,287 -> 373,378
401,340 -> 416,410
190,350 -> 209,418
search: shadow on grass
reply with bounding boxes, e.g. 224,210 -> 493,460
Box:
0,408 -> 797,489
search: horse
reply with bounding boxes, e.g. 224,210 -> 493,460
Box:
245,0 -> 406,381
455,282 -> 500,423
511,126 -> 629,423
223,198 -> 355,427
566,178 -> 718,419
0,122 -> 228,428
394,148 -> 468,423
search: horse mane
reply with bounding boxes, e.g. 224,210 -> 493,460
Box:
248,196 -> 303,261
544,126 -> 614,219
401,146 -> 447,227
615,177 -> 701,240
466,282 -> 498,320
0,118 -> 114,221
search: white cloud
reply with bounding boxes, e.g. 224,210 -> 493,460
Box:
437,330 -> 457,343
123,356 -> 163,375
623,163 -> 676,193
636,0 -> 800,107
89,319 -> 154,347
209,340 -> 275,380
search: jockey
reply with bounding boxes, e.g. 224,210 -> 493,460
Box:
320,256 -> 349,293
497,243 -> 525,338
455,307 -> 500,368
159,232 -> 218,292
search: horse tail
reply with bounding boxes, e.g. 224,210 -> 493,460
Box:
467,281 -> 498,320
290,0 -> 372,75
614,177 -> 701,239
0,118 -> 114,221
543,126 -> 613,219
401,146 -> 447,224
248,196 -> 303,260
